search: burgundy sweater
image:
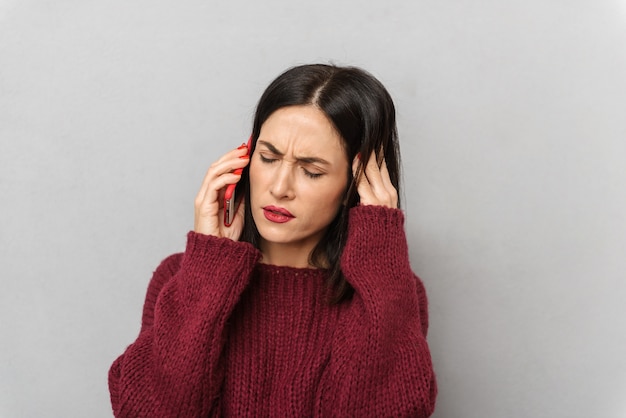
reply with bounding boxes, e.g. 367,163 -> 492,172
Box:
109,205 -> 437,417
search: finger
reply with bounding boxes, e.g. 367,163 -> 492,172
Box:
194,170 -> 244,235
379,158 -> 398,208
196,172 -> 243,212
352,154 -> 362,181
195,147 -> 249,205
353,154 -> 376,205
352,154 -> 369,190
363,151 -> 388,197
380,158 -> 392,188
363,151 -> 381,185
360,152 -> 397,208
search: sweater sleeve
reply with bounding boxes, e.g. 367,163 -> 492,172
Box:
317,205 -> 437,417
108,232 -> 260,418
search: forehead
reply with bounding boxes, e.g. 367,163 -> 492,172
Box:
258,105 -> 345,157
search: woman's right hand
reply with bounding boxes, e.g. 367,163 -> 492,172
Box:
194,144 -> 250,240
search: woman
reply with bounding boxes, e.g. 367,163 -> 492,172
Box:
108,64 -> 437,417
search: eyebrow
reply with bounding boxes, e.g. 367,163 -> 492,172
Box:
257,140 -> 331,165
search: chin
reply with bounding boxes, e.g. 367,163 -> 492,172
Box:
256,229 -> 298,246
256,225 -> 320,249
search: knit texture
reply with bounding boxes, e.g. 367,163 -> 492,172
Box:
109,205 -> 437,417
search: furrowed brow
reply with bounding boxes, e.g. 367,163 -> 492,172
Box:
296,156 -> 330,165
257,140 -> 330,165
257,140 -> 283,156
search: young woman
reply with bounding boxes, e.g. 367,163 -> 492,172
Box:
108,64 -> 437,417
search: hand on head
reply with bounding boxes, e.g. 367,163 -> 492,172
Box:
353,151 -> 398,209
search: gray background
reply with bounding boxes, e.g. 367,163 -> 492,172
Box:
1,1 -> 625,417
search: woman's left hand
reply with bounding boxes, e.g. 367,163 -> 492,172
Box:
353,151 -> 398,208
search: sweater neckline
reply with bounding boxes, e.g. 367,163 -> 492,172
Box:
248,262 -> 334,304
255,262 -> 329,278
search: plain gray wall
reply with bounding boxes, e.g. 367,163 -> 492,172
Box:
1,1 -> 625,417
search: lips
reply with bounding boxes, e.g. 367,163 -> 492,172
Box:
262,205 -> 295,223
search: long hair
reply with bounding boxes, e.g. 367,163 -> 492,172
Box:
239,64 -> 401,303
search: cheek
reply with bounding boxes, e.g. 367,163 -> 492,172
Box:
308,181 -> 347,213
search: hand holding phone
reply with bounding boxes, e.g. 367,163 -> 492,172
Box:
224,136 -> 252,226
193,138 -> 251,239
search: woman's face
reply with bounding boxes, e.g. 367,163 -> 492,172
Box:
249,105 -> 349,265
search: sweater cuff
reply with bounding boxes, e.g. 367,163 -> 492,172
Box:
342,205 -> 412,289
178,232 -> 260,302
349,204 -> 405,234
183,231 -> 259,272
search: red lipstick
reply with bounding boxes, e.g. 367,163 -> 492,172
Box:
263,206 -> 294,223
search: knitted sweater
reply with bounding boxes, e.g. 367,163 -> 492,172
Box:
108,205 -> 437,417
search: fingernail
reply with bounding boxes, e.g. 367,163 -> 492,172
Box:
356,152 -> 361,161
233,168 -> 243,175
239,155 -> 249,159
237,143 -> 247,150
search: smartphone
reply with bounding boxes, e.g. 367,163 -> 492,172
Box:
223,136 -> 252,226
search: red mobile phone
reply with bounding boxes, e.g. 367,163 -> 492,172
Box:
223,136 -> 252,226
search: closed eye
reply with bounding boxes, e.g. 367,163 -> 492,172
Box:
259,154 -> 278,164
303,168 -> 323,179
260,152 -> 323,179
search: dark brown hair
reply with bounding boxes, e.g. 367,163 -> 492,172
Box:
239,64 -> 401,303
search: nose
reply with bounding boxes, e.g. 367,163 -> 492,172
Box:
270,162 -> 295,200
